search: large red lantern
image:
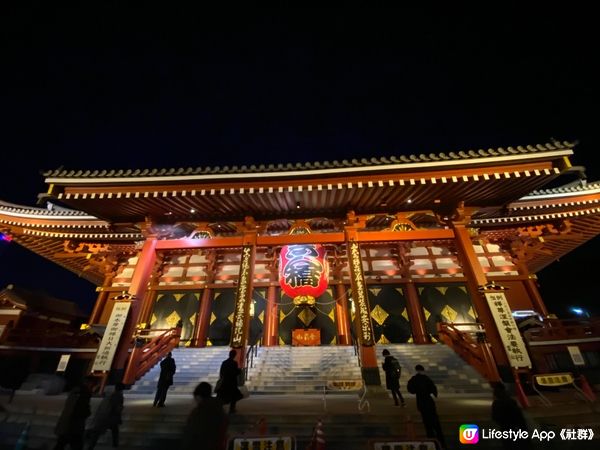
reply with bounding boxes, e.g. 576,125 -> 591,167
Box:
279,244 -> 329,306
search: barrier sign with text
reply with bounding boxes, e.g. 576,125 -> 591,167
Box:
92,301 -> 131,371
230,435 -> 295,450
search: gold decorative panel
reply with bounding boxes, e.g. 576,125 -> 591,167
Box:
328,308 -> 336,322
298,308 -> 317,327
436,286 -> 448,295
401,308 -> 409,321
151,313 -> 158,325
210,312 -> 217,324
468,306 -> 477,319
370,304 -> 389,326
165,311 -> 181,328
423,308 -> 431,321
395,288 -> 404,295
440,305 -> 458,322
377,334 -> 391,344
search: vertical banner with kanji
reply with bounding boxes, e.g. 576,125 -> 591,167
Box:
348,241 -> 374,346
92,301 -> 131,372
484,291 -> 531,368
231,245 -> 255,348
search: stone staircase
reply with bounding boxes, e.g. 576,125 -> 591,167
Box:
129,343 -> 491,397
246,345 -> 362,394
375,344 -> 492,395
5,344 -> 599,449
128,347 -> 228,395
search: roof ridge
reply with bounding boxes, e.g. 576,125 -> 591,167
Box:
42,141 -> 576,179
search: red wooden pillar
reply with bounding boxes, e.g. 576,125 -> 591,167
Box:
263,284 -> 279,346
345,227 -> 381,385
453,223 -> 508,366
335,283 -> 352,345
194,288 -> 214,347
404,281 -> 429,344
89,274 -> 114,324
112,237 -> 158,372
523,275 -> 549,317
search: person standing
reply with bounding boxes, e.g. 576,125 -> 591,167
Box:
153,352 -> 176,407
216,349 -> 243,414
86,382 -> 125,449
407,365 -> 446,449
181,382 -> 228,450
491,382 -> 532,449
54,376 -> 94,450
382,349 -> 405,407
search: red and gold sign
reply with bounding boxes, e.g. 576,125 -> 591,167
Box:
279,244 -> 329,306
292,328 -> 321,346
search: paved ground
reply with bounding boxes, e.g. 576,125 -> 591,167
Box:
1,388 -> 600,449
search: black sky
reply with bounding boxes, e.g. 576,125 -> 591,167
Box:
0,6 -> 598,317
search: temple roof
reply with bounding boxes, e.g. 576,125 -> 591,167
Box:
43,141 -> 574,182
1,140 -> 597,282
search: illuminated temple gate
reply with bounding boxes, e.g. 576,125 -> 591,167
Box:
2,140 -> 600,385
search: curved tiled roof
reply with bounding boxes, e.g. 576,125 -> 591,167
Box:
0,200 -> 94,217
42,141 -> 575,179
524,180 -> 600,197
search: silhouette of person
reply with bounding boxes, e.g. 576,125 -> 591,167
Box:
407,365 -> 446,449
216,349 -> 243,414
181,382 -> 228,450
54,376 -> 94,450
491,382 -> 532,449
153,352 -> 176,407
86,382 -> 125,449
382,349 -> 405,406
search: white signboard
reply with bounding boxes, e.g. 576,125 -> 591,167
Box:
485,291 -> 532,368
56,354 -> 71,372
567,345 -> 585,366
92,301 -> 131,372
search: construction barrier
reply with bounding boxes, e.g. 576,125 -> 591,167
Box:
228,435 -> 295,450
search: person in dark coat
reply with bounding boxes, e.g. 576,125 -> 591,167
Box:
154,352 -> 176,407
216,349 -> 243,414
382,349 -> 405,406
181,382 -> 228,450
407,365 -> 446,449
491,382 -> 532,449
54,376 -> 94,450
86,382 -> 125,449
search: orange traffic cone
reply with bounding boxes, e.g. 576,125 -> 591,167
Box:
307,418 -> 325,450
258,417 -> 268,436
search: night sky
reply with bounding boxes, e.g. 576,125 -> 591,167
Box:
0,7 -> 597,317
